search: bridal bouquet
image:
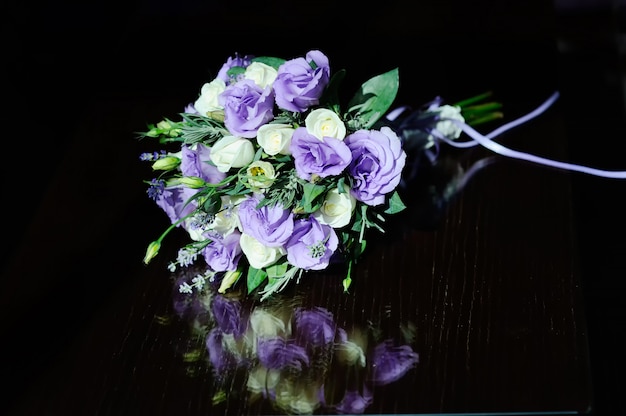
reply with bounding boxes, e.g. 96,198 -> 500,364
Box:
138,50 -> 504,300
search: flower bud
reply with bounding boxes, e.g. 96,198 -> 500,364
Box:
152,156 -> 180,171
178,176 -> 206,189
143,240 -> 161,264
218,269 -> 242,294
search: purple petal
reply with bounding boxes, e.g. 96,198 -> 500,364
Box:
257,337 -> 310,371
367,340 -> 419,385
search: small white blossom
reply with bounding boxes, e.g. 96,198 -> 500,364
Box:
256,123 -> 294,155
244,62 -> 278,88
305,108 -> 346,140
313,188 -> 356,228
239,233 -> 286,269
210,135 -> 255,172
194,78 -> 226,116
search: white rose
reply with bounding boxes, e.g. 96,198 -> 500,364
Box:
275,381 -> 321,415
256,123 -> 294,155
194,78 -> 226,116
305,108 -> 346,140
239,233 -> 286,269
334,339 -> 366,367
429,105 -> 465,142
247,366 -> 281,396
246,160 -> 277,190
313,188 -> 356,228
209,135 -> 255,172
209,195 -> 245,236
244,62 -> 278,89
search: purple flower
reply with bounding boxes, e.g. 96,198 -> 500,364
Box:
211,294 -> 247,338
218,79 -> 275,138
290,127 -> 352,181
202,231 -> 243,272
334,387 -> 373,414
257,337 -> 310,371
285,216 -> 338,270
344,126 -> 407,206
155,185 -> 197,226
180,143 -> 226,184
238,195 -> 294,247
216,53 -> 255,84
294,307 -> 336,347
273,50 -> 330,113
367,340 -> 419,385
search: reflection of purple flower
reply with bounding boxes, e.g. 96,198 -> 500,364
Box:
218,79 -> 275,138
238,195 -> 294,247
202,231 -> 243,272
285,217 -> 338,271
257,337 -> 310,371
294,307 -> 336,347
334,387 -> 373,415
211,294 -> 247,338
180,143 -> 227,184
290,127 -> 352,181
367,339 -> 419,385
206,328 -> 239,375
274,50 -> 330,113
216,53 -> 254,83
344,127 -> 407,206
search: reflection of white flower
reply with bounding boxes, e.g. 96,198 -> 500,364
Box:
313,187 -> 356,228
244,62 -> 278,89
210,135 -> 255,172
194,78 -> 226,116
256,123 -> 294,155
249,308 -> 286,338
429,105 -> 465,142
275,380 -> 322,415
239,233 -> 286,269
305,108 -> 346,140
335,339 -> 366,367
246,160 -> 277,190
247,366 -> 281,396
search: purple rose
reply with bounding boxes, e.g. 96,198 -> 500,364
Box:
218,79 -> 275,138
202,231 -> 243,272
180,143 -> 227,184
367,340 -> 419,385
290,127 -> 352,181
155,185 -> 197,226
273,50 -> 330,113
257,337 -> 309,371
238,195 -> 294,247
285,216 -> 338,270
216,53 -> 255,84
344,126 -> 407,206
294,307 -> 336,347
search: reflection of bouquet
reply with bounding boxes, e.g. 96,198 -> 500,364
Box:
139,50 -> 501,300
171,268 -> 419,414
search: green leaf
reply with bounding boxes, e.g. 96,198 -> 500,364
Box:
252,56 -> 287,69
384,191 -> 407,214
300,182 -> 326,213
347,68 -> 399,129
247,267 -> 268,294
266,263 -> 288,279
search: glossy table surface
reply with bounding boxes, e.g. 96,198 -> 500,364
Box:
3,1 -> 624,415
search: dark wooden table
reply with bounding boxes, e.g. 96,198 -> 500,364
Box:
4,1 -> 624,415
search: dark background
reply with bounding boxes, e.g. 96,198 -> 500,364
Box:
2,0 -> 625,415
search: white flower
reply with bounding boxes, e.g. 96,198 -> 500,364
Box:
275,381 -> 322,415
246,160 -> 277,190
210,135 -> 255,172
239,233 -> 286,269
335,339 -> 366,367
429,105 -> 465,143
244,62 -> 278,89
209,195 -> 244,237
256,123 -> 295,155
218,269 -> 242,294
313,188 -> 356,228
194,78 -> 226,116
305,108 -> 346,140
